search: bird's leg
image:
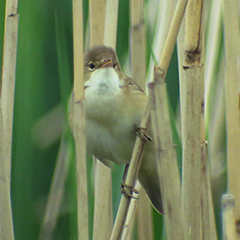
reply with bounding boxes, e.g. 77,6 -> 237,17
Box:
135,126 -> 152,142
121,164 -> 139,199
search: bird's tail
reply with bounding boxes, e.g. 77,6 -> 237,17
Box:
138,153 -> 163,214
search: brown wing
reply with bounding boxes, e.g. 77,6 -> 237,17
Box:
124,76 -> 145,94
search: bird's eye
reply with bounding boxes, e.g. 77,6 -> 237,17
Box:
113,63 -> 117,69
88,62 -> 95,71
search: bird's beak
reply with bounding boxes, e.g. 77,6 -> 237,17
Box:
101,59 -> 113,68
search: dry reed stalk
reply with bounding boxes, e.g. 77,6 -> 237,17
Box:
103,0 -> 119,47
1,0 -> 18,181
148,0 -> 190,237
148,68 -> 186,240
178,0 -> 204,239
89,1 -> 113,239
0,0 -> 19,239
130,0 -> 146,90
136,188 -> 153,240
121,181 -> 140,240
111,0 -> 189,239
222,194 -> 237,239
199,1 -> 219,239
0,104 -> 14,240
200,144 -> 217,240
92,161 -> 113,240
72,0 -> 89,239
110,101 -> 151,240
223,1 -> 240,237
204,0 -> 226,192
129,1 -> 153,239
146,0 -> 175,84
204,0 -> 222,128
89,0 -> 105,47
39,137 -> 70,240
198,4 -> 217,239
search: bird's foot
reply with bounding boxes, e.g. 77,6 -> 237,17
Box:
121,183 -> 139,199
136,126 -> 152,142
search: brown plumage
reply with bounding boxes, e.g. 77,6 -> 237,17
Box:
69,45 -> 163,214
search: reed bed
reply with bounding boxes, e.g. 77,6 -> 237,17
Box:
1,0 -> 240,239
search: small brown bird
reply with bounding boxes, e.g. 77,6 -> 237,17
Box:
70,45 -> 163,214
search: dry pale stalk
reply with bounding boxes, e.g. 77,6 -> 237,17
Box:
0,104 -> 14,240
110,102 -> 151,240
198,1 -> 217,238
129,1 -> 153,239
72,0 -> 89,239
89,0 -> 105,47
1,0 -> 19,181
180,0 -> 204,239
223,0 -> 240,237
111,0 -> 189,238
103,0 -> 119,48
200,144 -> 217,240
222,194 -> 237,240
146,0 -> 175,85
0,0 -> 19,239
130,0 -> 146,89
148,67 -> 186,240
136,188 -> 153,240
121,181 -> 141,240
89,1 -> 113,239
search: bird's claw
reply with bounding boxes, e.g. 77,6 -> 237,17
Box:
136,126 -> 152,142
121,183 -> 139,199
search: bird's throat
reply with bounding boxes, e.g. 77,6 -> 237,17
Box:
87,67 -> 121,94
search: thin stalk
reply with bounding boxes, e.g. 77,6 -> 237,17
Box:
110,101 -> 151,240
103,0 -> 119,48
222,194 -> 237,239
121,181 -> 141,240
148,67 -> 186,240
130,0 -> 146,89
179,0 -> 204,239
111,0 -> 189,238
129,1 -> 153,238
200,144 -> 217,240
89,1 -> 113,239
72,0 -> 89,239
146,0 -> 175,85
0,0 -> 19,239
137,188 -> 153,240
200,3 -> 217,239
39,137 -> 70,240
93,161 -> 113,240
204,0 -> 222,130
223,0 -> 240,237
89,0 -> 105,47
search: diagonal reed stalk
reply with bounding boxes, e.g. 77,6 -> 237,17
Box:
0,0 -> 19,239
39,137 -> 71,240
110,0 -> 189,239
110,100 -> 152,240
72,0 -> 89,239
223,1 -> 240,238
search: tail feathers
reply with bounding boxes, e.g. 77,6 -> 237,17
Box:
138,161 -> 164,215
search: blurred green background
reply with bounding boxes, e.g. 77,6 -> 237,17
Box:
0,0 -> 226,239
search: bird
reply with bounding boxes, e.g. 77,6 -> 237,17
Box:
69,45 -> 163,214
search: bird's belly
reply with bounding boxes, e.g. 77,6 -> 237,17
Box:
86,119 -> 136,165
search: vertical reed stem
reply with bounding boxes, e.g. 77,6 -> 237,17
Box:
72,0 -> 89,239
